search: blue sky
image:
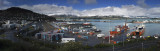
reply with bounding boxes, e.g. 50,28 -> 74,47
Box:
1,0 -> 160,17
5,0 -> 160,10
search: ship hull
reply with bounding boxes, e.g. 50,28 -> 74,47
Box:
129,24 -> 145,38
131,29 -> 145,36
110,26 -> 129,35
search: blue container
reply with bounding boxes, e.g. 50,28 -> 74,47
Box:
56,35 -> 59,40
121,29 -> 125,33
116,41 -> 120,43
112,29 -> 115,31
43,34 -> 46,39
83,36 -> 88,39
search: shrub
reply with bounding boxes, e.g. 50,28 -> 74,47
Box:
0,39 -> 53,51
0,39 -> 13,49
94,43 -> 111,48
58,42 -> 84,51
84,45 -> 93,49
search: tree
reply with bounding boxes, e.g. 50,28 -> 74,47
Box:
58,42 -> 84,51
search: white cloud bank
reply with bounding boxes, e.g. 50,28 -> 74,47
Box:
0,0 -> 159,17
19,4 -> 80,16
17,4 -> 160,17
0,0 -> 11,6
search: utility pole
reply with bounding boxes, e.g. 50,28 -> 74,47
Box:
123,35 -> 124,46
142,42 -> 143,51
51,35 -> 52,42
109,19 -> 110,44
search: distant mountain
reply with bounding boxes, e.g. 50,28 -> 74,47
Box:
0,7 -> 56,21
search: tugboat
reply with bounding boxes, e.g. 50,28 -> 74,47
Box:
128,24 -> 145,38
110,19 -> 129,36
83,22 -> 91,25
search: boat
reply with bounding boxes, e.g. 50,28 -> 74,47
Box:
129,24 -> 145,38
104,35 -> 114,39
109,19 -> 129,36
97,34 -> 105,38
72,29 -> 80,34
83,22 -> 91,25
91,29 -> 101,32
154,35 -> 159,39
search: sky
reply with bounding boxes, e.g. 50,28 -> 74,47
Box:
0,0 -> 160,17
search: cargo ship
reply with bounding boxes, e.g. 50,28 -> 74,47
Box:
127,24 -> 145,38
110,20 -> 129,36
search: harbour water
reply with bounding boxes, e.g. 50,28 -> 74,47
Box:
60,19 -> 160,37
55,19 -> 160,45
89,19 -> 160,37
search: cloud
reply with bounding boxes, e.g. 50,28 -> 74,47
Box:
137,0 -> 149,8
67,0 -> 79,4
147,7 -> 160,17
0,0 -> 11,6
19,4 -> 80,16
85,0 -> 97,4
18,4 -> 160,17
79,5 -> 148,16
1,4 -> 160,17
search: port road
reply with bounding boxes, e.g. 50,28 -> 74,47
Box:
90,40 -> 159,51
42,21 -> 55,32
113,40 -> 157,51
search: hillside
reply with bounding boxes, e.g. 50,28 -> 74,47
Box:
0,7 -> 56,21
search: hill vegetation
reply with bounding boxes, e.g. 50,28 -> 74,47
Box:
0,7 -> 56,21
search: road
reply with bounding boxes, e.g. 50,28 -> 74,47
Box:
0,21 -> 37,42
0,21 -> 34,42
113,41 -> 157,51
42,21 -> 55,32
0,21 -> 55,42
90,40 -> 159,51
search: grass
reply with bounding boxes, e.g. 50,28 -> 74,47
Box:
0,39 -> 53,51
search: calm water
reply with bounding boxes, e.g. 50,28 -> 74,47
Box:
58,19 -> 160,37
89,19 -> 160,37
